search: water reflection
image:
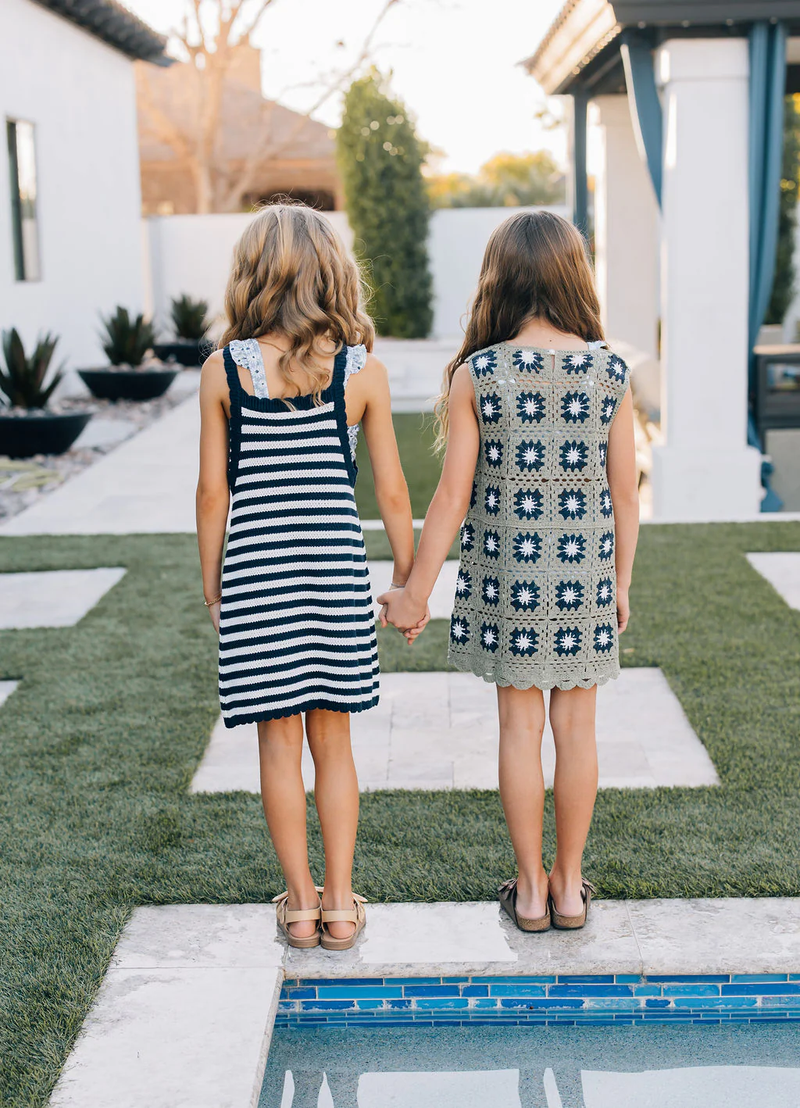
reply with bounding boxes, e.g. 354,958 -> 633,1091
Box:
260,1023 -> 800,1108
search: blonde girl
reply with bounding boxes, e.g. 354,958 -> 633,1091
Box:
380,211 -> 639,931
197,203 -> 420,950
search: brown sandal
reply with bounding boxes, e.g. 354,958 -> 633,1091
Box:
498,878 -> 551,932
549,879 -> 595,930
272,890 -> 322,949
320,893 -> 367,951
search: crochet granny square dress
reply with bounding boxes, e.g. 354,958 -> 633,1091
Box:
447,340 -> 630,691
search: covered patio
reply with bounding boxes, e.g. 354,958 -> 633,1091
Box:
524,1 -> 800,519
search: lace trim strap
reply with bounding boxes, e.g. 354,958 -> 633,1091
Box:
587,340 -> 609,350
228,338 -> 269,398
343,343 -> 368,389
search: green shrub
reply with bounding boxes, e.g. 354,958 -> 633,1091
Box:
99,307 -> 156,368
0,329 -> 63,409
170,294 -> 209,341
337,71 -> 433,338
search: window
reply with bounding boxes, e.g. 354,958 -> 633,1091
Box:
7,119 -> 40,281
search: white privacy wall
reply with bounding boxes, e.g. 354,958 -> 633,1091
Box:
144,206 -> 568,340
0,0 -> 144,368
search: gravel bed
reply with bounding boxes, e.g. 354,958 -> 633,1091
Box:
0,372 -> 200,524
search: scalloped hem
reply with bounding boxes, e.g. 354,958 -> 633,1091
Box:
447,656 -> 620,692
222,694 -> 379,728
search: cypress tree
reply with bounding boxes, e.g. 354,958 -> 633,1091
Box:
337,71 -> 433,338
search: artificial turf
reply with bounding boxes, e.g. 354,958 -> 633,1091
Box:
1,523 -> 800,1104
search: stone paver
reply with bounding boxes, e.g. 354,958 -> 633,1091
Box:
0,568 -> 126,629
191,668 -> 718,794
747,551 -> 800,611
47,898 -> 800,1108
370,560 -> 458,620
0,680 -> 19,709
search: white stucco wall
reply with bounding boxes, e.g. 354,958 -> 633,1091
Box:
0,0 -> 144,370
144,206 -> 569,341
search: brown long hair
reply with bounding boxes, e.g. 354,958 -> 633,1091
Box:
434,211 -> 603,449
219,202 -> 375,398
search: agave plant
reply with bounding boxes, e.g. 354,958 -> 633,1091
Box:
170,294 -> 209,341
99,306 -> 156,368
0,328 -> 64,409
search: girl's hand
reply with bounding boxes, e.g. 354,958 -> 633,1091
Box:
207,600 -> 221,635
377,587 -> 428,633
403,607 -> 430,645
617,588 -> 630,634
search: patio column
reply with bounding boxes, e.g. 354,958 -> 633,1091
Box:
652,38 -> 762,520
591,95 -> 659,358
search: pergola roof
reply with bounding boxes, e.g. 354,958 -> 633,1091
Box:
525,0 -> 800,94
32,0 -> 169,65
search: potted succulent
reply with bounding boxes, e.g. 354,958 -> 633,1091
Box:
154,294 -> 211,367
78,306 -> 179,401
0,329 -> 92,458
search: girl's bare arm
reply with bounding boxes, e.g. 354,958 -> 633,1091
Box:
358,355 -> 415,587
606,385 -> 639,633
378,364 -> 480,630
196,351 -> 231,631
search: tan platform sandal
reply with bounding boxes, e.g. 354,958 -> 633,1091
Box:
272,890 -> 322,949
320,893 -> 367,952
498,878 -> 551,932
549,879 -> 595,930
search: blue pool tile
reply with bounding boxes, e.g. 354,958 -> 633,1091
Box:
647,974 -> 730,983
469,997 -> 501,1009
316,986 -> 402,999
462,985 -> 489,997
387,999 -> 413,1010
730,974 -> 788,983
354,999 -> 389,1010
282,987 -> 317,1000
557,974 -> 615,984
789,975 -> 800,981
414,998 -> 470,1010
759,994 -> 800,1008
488,985 -> 547,998
660,984 -> 721,998
722,982 -> 800,996
297,977 -> 385,987
673,996 -> 757,1009
390,977 -> 443,986
551,984 -> 633,997
693,1017 -> 721,1024
442,976 -> 471,984
278,1001 -> 298,1012
615,975 -> 643,985
583,997 -> 642,1010
632,985 -> 662,997
299,999 -> 355,1011
644,998 -> 672,1009
404,985 -> 462,998
471,975 -> 556,984
500,997 -> 584,1010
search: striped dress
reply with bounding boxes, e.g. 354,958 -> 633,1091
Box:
218,339 -> 380,727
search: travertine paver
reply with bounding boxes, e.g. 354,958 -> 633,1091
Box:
747,551 -> 800,611
370,560 -> 458,620
0,680 -> 19,709
47,898 -> 800,1108
191,667 -> 718,793
0,568 -> 126,629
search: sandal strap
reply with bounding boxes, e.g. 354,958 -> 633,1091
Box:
321,908 -> 358,924
284,907 -> 321,924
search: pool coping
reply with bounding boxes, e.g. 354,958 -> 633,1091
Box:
48,898 -> 800,1108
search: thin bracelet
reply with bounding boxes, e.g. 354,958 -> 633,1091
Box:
389,582 -> 405,589
204,593 -> 222,606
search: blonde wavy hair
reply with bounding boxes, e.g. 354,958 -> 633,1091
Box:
219,202 -> 375,399
434,211 -> 603,451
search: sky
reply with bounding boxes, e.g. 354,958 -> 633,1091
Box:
125,0 -> 567,175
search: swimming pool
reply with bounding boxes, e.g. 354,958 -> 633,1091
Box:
260,1022 -> 800,1106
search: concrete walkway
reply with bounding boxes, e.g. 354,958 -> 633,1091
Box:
47,898 -> 800,1108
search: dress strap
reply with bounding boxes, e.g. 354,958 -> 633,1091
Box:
222,345 -> 241,398
228,338 -> 270,398
587,339 -> 609,350
342,343 -> 367,389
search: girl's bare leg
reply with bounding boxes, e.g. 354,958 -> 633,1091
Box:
306,709 -> 360,941
258,715 -> 319,939
548,685 -> 599,917
497,685 -> 549,919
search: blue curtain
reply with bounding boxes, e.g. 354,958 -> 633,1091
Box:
748,20 -> 787,512
620,33 -> 663,207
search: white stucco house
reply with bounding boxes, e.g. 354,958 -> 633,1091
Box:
0,0 -> 168,368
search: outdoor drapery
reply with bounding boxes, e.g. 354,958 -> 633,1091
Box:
620,33 -> 663,208
748,19 -> 787,512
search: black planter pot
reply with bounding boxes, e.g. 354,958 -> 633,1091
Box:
153,340 -> 207,367
0,411 -> 92,459
78,368 -> 179,402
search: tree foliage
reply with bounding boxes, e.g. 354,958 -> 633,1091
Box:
766,94 -> 800,324
428,151 -> 565,209
337,71 -> 433,338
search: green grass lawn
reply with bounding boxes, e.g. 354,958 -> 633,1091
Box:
1,523 -> 800,1104
356,412 -> 441,519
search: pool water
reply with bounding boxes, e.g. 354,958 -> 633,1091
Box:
260,1022 -> 800,1107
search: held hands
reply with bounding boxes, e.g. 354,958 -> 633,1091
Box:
377,587 -> 430,645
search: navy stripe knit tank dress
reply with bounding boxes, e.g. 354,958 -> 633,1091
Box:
218,339 -> 380,727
